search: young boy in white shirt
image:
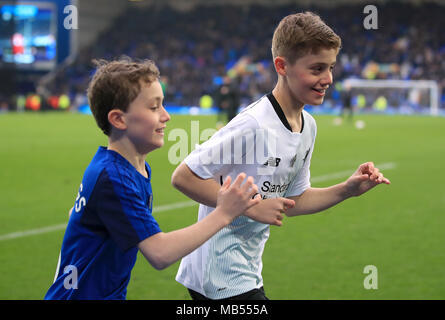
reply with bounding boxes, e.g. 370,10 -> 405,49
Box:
171,12 -> 390,300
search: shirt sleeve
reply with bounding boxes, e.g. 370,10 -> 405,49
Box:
184,113 -> 260,179
94,166 -> 161,252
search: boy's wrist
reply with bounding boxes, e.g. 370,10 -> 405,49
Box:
340,181 -> 354,199
213,207 -> 234,227
243,205 -> 256,219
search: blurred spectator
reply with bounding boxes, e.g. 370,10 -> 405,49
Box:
215,76 -> 240,126
0,101 -> 9,113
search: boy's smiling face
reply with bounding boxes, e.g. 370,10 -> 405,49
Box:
124,80 -> 170,153
279,48 -> 338,107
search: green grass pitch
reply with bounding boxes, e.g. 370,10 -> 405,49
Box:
0,111 -> 444,299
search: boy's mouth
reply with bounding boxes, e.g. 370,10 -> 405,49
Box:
311,88 -> 326,96
155,127 -> 165,135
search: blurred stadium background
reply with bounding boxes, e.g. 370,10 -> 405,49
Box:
0,0 -> 444,300
1,0 -> 445,115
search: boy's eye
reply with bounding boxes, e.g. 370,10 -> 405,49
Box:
312,65 -> 335,73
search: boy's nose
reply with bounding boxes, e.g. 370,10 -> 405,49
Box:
161,106 -> 171,122
321,71 -> 333,86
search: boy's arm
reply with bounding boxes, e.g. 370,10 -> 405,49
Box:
171,162 -> 219,208
285,162 -> 390,217
171,162 -> 294,226
139,173 -> 260,270
138,207 -> 232,270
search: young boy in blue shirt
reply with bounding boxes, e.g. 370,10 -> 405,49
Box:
44,58 -> 264,300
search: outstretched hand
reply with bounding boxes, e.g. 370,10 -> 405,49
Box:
217,173 -> 262,222
345,162 -> 391,197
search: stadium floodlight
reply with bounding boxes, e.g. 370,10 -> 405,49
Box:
343,79 -> 440,116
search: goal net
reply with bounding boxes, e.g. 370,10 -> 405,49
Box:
342,79 -> 441,116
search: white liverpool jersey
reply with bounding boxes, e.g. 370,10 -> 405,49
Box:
176,93 -> 317,299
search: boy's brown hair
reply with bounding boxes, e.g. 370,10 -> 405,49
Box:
87,57 -> 160,136
271,12 -> 341,64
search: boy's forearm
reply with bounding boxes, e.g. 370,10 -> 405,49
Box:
171,163 -> 219,207
286,183 -> 351,217
172,163 -> 286,226
174,179 -> 219,208
139,207 -> 231,270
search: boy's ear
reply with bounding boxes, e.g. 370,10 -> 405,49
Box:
274,56 -> 287,76
108,109 -> 127,131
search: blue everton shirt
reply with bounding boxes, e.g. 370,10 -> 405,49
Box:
45,147 -> 161,300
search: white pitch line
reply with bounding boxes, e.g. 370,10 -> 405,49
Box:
0,224 -> 69,242
0,162 -> 396,242
311,162 -> 397,183
0,200 -> 196,242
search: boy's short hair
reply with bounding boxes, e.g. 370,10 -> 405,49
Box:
87,57 -> 160,136
271,12 -> 342,64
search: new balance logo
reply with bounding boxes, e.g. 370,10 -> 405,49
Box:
290,154 -> 297,167
303,149 -> 310,164
263,157 -> 281,167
